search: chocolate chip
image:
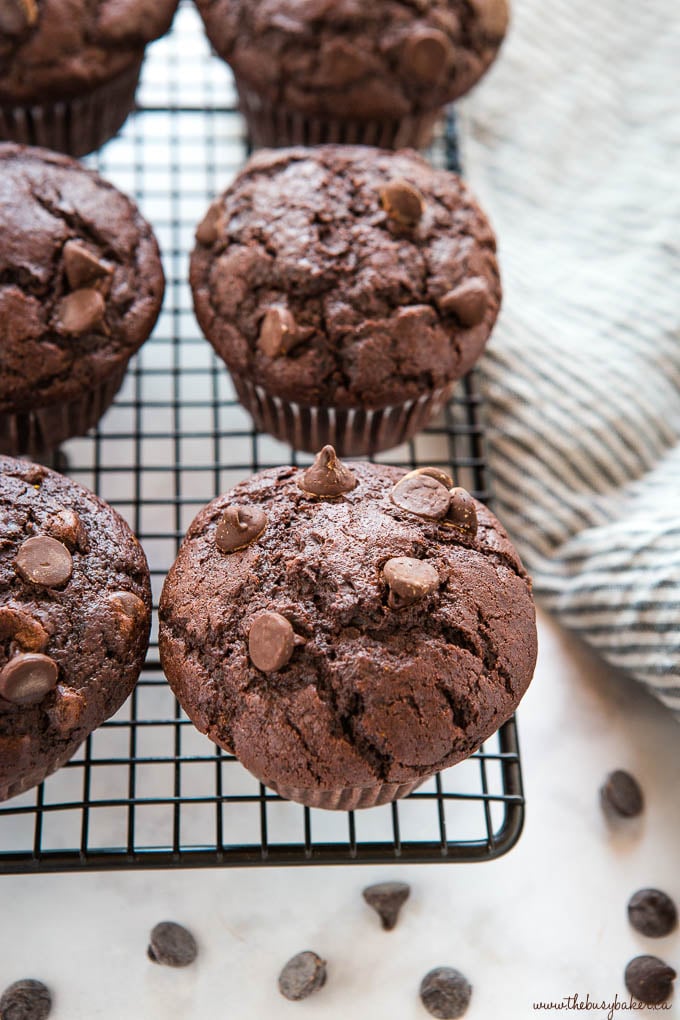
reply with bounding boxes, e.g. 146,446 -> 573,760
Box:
46,685 -> 85,736
55,288 -> 107,335
402,466 -> 454,491
600,769 -> 644,818
420,967 -> 472,1019
107,591 -> 147,637
215,505 -> 267,553
0,653 -> 58,705
402,28 -> 454,83
195,202 -> 223,246
380,179 -> 425,229
383,557 -> 439,608
249,612 -> 298,672
624,956 -> 676,1005
363,881 -> 411,930
0,606 -> 48,652
278,951 -> 327,1002
258,305 -> 300,358
147,922 -> 198,968
440,279 -> 490,327
16,536 -> 73,588
444,488 -> 478,538
628,889 -> 678,938
470,0 -> 510,37
0,978 -> 52,1020
391,474 -> 451,520
297,446 -> 357,498
0,0 -> 38,35
44,509 -> 87,552
62,240 -> 111,291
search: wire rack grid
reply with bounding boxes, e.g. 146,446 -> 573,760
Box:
0,3 -> 524,874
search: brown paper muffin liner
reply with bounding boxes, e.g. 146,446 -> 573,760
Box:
0,737 -> 82,803
0,58 -> 143,158
236,79 -> 440,151
0,362 -> 128,458
267,776 -> 426,811
231,374 -> 455,456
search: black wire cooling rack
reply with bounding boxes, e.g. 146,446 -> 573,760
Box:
0,4 -> 524,874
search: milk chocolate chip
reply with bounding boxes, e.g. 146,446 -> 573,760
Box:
401,467 -> 454,491
0,606 -> 48,652
445,488 -> 478,538
0,0 -> 38,34
56,288 -> 107,335
45,508 -> 87,552
383,557 -> 439,608
47,685 -> 86,735
215,506 -> 267,553
297,446 -> 357,498
63,240 -> 112,291
258,306 -> 300,358
402,28 -> 454,83
16,536 -> 73,588
470,0 -> 510,37
0,653 -> 58,705
440,279 -> 490,327
391,475 -> 451,520
107,591 -> 147,636
249,612 -> 298,673
380,179 -> 425,229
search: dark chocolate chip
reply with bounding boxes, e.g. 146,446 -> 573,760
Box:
444,488 -> 478,538
47,686 -> 86,736
215,506 -> 267,553
439,279 -> 490,327
628,889 -> 678,938
107,591 -> 147,637
195,202 -> 223,245
297,446 -> 357,498
147,922 -> 198,968
624,955 -> 676,1005
62,240 -> 111,291
0,653 -> 59,705
0,605 -> 48,652
16,536 -> 73,588
383,557 -> 439,608
44,509 -> 86,552
380,179 -> 425,229
600,770 -> 644,818
55,288 -> 107,335
420,967 -> 472,1019
402,466 -> 454,491
391,474 -> 451,520
258,305 -> 300,358
0,978 -> 52,1020
278,951 -> 327,1002
402,28 -> 454,82
363,881 -> 411,930
0,0 -> 38,35
249,612 -> 297,672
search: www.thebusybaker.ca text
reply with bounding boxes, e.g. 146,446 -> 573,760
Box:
533,993 -> 672,1020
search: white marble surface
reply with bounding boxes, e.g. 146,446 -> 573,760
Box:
0,607 -> 677,1019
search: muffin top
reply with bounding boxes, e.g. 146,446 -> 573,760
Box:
190,146 -> 501,409
0,144 -> 165,414
0,456 -> 151,754
159,450 -> 536,794
0,0 -> 179,103
195,0 -> 509,118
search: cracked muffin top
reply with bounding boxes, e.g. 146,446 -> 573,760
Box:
0,144 -> 164,414
194,0 -> 509,118
190,145 -> 501,410
0,0 -> 179,104
158,450 -> 537,797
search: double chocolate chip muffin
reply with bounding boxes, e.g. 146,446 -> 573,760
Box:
159,448 -> 537,810
0,456 -> 151,801
194,0 -> 510,148
191,145 -> 501,456
0,143 -> 165,456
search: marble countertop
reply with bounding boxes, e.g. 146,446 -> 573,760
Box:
1,607 -> 677,1019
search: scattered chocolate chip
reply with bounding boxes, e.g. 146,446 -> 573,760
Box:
0,0 -> 38,35
249,612 -> 298,672
391,474 -> 451,520
402,28 -> 454,82
0,606 -> 48,652
215,505 -> 267,553
62,240 -> 111,291
624,956 -> 676,1005
363,881 -> 411,930
46,685 -> 86,736
16,536 -> 73,588
44,509 -> 87,552
0,978 -> 52,1020
600,769 -> 644,818
195,202 -> 224,246
444,488 -> 478,538
439,279 -> 490,327
383,557 -> 440,608
147,922 -> 198,968
258,305 -> 300,358
297,446 -> 357,498
278,951 -> 327,1002
380,179 -> 425,229
402,466 -> 454,491
55,288 -> 107,335
420,967 -> 472,1019
0,653 -> 58,705
628,889 -> 678,938
107,591 -> 147,636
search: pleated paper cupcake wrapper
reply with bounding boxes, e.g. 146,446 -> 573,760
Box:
236,79 -> 440,151
0,362 -> 128,458
0,58 -> 142,158
232,374 -> 455,456
267,776 -> 426,811
0,738 -> 82,803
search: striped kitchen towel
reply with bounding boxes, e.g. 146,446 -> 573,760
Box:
458,0 -> 680,713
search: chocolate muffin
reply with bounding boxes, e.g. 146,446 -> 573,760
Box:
0,143 -> 165,456
159,448 -> 537,810
190,145 -> 501,456
194,0 -> 510,149
0,456 -> 151,801
0,0 -> 179,156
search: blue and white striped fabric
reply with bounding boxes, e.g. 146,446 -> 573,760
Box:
459,0 -> 680,713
